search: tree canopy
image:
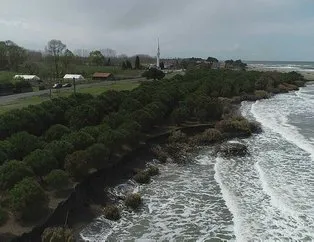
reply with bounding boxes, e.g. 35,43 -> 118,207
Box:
142,68 -> 165,80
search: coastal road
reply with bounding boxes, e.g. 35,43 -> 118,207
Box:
0,78 -> 144,105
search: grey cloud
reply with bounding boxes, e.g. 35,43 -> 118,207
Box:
0,0 -> 312,60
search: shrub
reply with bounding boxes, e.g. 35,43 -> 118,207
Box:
215,116 -> 251,137
66,104 -> 99,130
142,68 -> 165,80
103,205 -> 120,221
0,207 -> 8,226
254,90 -> 270,99
168,130 -> 187,144
151,145 -> 168,163
8,131 -> 44,160
133,171 -> 150,184
171,107 -> 190,124
147,165 -> 160,176
9,178 -> 48,221
86,143 -> 110,169
44,140 -> 74,168
0,151 -> 8,165
62,131 -> 95,151
195,128 -> 222,145
44,124 -> 71,142
0,160 -> 35,190
41,227 -> 75,242
44,169 -> 69,190
38,85 -> 45,90
0,140 -> 14,160
125,193 -> 142,209
24,149 -> 58,177
80,126 -> 101,139
64,150 -> 90,180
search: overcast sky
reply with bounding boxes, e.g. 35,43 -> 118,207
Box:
1,0 -> 314,60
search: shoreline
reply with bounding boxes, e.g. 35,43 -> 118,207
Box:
4,123 -> 216,242
74,84 -> 310,240
1,69 -> 308,241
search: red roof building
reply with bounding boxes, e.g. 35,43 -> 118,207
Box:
92,72 -> 114,80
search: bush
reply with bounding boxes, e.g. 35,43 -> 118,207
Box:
44,169 -> 69,190
142,68 -> 165,80
8,131 -> 44,160
44,140 -> 74,168
254,90 -> 270,99
86,143 -> 110,169
0,160 -> 35,190
66,104 -> 99,130
62,131 -> 95,151
125,193 -> 142,209
41,227 -> 75,242
151,145 -> 168,163
103,205 -> 120,221
0,140 -> 14,160
24,149 -> 58,177
168,130 -> 187,144
0,207 -> 8,226
80,126 -> 101,139
9,178 -> 48,221
0,151 -> 8,165
171,107 -> 190,124
38,85 -> 46,90
133,171 -> 150,184
64,150 -> 90,180
44,124 -> 71,142
147,165 -> 160,176
215,116 -> 251,137
194,128 -> 222,145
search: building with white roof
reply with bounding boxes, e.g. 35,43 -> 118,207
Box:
14,75 -> 41,81
63,74 -> 85,81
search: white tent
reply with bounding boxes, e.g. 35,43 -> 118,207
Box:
63,74 -> 85,81
14,75 -> 40,81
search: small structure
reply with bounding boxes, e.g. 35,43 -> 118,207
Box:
63,74 -> 85,82
92,72 -> 114,81
14,75 -> 41,81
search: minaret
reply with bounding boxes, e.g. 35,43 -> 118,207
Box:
157,38 -> 160,68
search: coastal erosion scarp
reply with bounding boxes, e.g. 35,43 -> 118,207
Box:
7,124 -> 214,242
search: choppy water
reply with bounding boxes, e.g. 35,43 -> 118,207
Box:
80,85 -> 314,241
247,61 -> 314,73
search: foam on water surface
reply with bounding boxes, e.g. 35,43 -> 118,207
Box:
80,85 -> 314,241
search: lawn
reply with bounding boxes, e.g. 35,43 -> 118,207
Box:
0,80 -> 140,114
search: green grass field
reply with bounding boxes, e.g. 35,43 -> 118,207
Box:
0,80 -> 140,114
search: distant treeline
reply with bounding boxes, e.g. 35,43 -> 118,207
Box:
0,40 -> 156,84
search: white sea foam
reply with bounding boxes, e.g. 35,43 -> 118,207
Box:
80,160 -> 235,241
255,162 -> 299,218
251,98 -> 314,160
214,157 -> 244,242
80,89 -> 314,241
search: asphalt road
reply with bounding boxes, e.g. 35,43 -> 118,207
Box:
0,79 -> 143,105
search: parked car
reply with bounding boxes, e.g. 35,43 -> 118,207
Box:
62,83 -> 72,87
52,83 -> 62,89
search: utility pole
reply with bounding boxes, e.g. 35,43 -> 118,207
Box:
73,77 -> 76,95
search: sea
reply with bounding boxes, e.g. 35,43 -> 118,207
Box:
246,60 -> 314,73
79,62 -> 314,241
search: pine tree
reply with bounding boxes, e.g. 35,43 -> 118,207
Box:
107,58 -> 111,66
135,56 -> 140,69
121,61 -> 127,70
125,60 -> 132,69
